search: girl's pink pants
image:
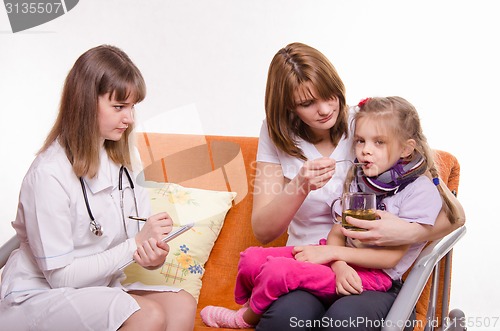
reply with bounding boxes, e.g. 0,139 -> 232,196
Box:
234,246 -> 392,315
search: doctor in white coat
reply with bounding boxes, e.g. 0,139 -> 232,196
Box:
0,45 -> 197,331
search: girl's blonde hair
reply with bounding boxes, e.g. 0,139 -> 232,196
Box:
40,45 -> 146,178
265,42 -> 348,160
346,96 -> 458,223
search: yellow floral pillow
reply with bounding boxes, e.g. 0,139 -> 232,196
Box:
122,183 -> 236,301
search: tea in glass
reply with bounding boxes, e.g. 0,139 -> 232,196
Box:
342,208 -> 377,231
339,192 -> 376,231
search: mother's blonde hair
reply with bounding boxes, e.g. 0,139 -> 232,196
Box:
40,45 -> 146,178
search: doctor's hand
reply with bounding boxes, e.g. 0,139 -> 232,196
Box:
134,238 -> 170,269
135,212 -> 173,245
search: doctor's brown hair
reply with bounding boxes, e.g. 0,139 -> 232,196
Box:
39,45 -> 146,178
265,42 -> 348,160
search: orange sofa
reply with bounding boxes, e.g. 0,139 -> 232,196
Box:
0,133 -> 464,331
134,133 -> 464,331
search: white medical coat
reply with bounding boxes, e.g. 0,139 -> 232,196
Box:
1,141 -> 153,303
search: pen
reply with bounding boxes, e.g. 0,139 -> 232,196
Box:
128,216 -> 147,222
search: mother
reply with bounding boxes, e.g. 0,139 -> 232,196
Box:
251,42 -> 465,331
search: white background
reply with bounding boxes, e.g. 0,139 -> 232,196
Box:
1,0 -> 498,328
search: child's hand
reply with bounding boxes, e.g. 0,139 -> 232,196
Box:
331,261 -> 363,295
293,245 -> 335,265
133,238 -> 170,269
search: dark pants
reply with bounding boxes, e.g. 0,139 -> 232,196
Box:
256,282 -> 416,331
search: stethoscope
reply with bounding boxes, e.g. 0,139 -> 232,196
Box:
79,165 -> 140,237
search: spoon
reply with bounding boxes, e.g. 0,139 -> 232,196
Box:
336,160 -> 367,166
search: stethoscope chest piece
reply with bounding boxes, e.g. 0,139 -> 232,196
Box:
90,220 -> 103,236
80,165 -> 138,237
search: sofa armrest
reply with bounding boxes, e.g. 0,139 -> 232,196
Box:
382,226 -> 466,331
0,235 -> 19,269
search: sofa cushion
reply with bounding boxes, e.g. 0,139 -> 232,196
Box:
122,183 -> 236,300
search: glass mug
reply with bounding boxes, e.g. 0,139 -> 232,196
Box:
332,192 -> 377,231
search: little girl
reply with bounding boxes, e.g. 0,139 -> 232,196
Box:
200,96 -> 460,328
